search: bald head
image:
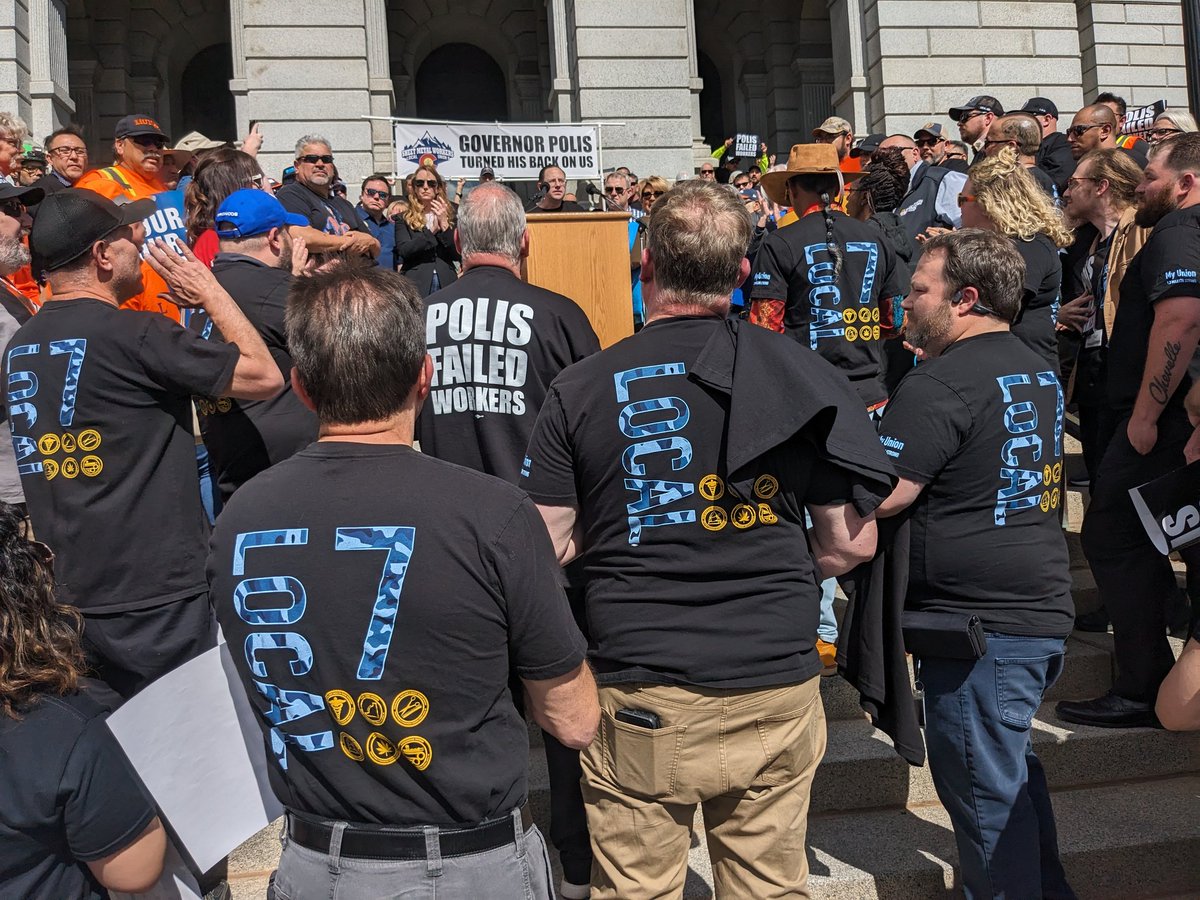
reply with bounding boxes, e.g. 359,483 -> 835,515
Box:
456,182 -> 527,266
879,134 -> 920,171
1078,104 -> 1118,129
987,114 -> 1042,159
1069,104 -> 1119,159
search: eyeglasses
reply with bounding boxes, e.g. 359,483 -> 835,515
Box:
915,137 -> 943,148
1149,127 -> 1183,139
604,186 -> 625,194
298,154 -> 334,164
1066,124 -> 1101,139
48,146 -> 87,158
957,194 -> 978,208
957,111 -> 987,124
642,190 -> 665,199
733,181 -> 750,188
363,188 -> 389,199
130,136 -> 166,149
1065,176 -> 1100,191
412,179 -> 438,188
0,199 -> 26,219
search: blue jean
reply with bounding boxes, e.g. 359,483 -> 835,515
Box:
196,443 -> 221,525
918,634 -> 1075,900
270,809 -> 555,900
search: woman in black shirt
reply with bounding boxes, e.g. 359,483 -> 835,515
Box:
395,163 -> 460,296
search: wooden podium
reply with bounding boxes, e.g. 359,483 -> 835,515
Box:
523,212 -> 634,348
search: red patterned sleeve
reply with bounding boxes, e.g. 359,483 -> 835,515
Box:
749,299 -> 785,333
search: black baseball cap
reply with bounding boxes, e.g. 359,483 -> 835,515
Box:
0,183 -> 44,205
480,166 -> 495,179
850,133 -> 888,158
113,114 -> 169,141
32,189 -> 155,272
1021,97 -> 1059,118
948,96 -> 1004,121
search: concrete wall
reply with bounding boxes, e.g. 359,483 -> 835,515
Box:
0,0 -> 32,128
1079,1 -> 1189,109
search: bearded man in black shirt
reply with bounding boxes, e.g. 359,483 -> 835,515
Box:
1058,134 -> 1200,728
523,181 -> 894,898
208,264 -> 597,900
876,229 -> 1074,900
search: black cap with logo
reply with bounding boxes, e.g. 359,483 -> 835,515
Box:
113,114 -> 170,141
31,189 -> 155,272
1021,97 -> 1059,119
948,96 -> 1005,122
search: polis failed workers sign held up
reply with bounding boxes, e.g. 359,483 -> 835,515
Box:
393,121 -> 601,180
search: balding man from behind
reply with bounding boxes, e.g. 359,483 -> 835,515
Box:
984,114 -> 1059,197
881,134 -> 968,243
1068,104 -> 1148,168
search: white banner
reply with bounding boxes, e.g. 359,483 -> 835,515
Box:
393,120 -> 601,180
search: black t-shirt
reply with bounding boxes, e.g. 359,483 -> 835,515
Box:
6,299 -> 239,612
878,332 -> 1074,635
521,316 -> 866,688
0,691 -> 157,900
1009,234 -> 1062,370
208,443 -> 586,826
416,265 -> 599,483
1108,206 -> 1200,413
191,254 -> 318,501
525,200 -> 586,214
749,209 -> 907,405
276,183 -> 369,236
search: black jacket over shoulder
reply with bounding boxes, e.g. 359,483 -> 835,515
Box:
395,219 -> 460,297
1036,131 -> 1076,195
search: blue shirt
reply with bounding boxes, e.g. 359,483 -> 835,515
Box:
356,203 -> 396,270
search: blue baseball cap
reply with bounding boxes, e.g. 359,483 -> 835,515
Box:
215,188 -> 307,238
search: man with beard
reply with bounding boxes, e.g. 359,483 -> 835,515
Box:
7,189 -> 282,706
876,228 -> 1074,900
275,134 -> 379,259
948,95 -> 1004,161
1057,134 -> 1200,727
189,189 -> 319,502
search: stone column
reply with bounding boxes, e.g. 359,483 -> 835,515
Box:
0,0 -> 33,124
545,0 -> 576,121
1079,1 -> 1189,109
364,0 -> 395,175
27,0 -> 74,140
684,0 -> 709,166
827,0 -> 869,134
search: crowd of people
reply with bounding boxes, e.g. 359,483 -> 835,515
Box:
0,84 -> 1198,900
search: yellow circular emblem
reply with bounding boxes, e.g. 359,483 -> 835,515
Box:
872,325 -> 882,340
217,398 -> 233,414
846,325 -> 860,342
77,429 -> 102,452
60,457 -> 79,479
1039,491 -> 1051,513
38,434 -> 60,456
326,690 -> 356,726
700,505 -> 728,531
757,503 -> 778,525
753,474 -> 779,499
358,692 -> 387,726
339,732 -> 364,761
1052,462 -> 1062,483
871,307 -> 881,323
60,433 -> 76,453
43,459 -> 58,481
843,308 -> 858,324
365,732 -> 399,766
1051,487 -> 1061,510
400,736 -> 433,771
731,503 -> 757,529
1043,465 -> 1053,486
391,690 -> 430,728
699,474 -> 724,502
80,455 -> 103,477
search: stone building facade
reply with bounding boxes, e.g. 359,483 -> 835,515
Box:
0,0 -> 1191,186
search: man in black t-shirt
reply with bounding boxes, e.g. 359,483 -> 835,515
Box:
275,134 -> 380,260
523,182 -> 894,899
1059,135 -> 1200,728
876,229 -> 1073,900
208,265 -> 596,900
7,190 -> 284,705
525,165 -> 586,214
190,188 -> 318,502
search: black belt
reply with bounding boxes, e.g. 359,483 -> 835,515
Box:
286,804 -> 534,861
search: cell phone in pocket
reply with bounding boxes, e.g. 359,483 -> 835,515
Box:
615,708 -> 661,729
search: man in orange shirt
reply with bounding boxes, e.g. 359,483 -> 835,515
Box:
74,115 -> 179,321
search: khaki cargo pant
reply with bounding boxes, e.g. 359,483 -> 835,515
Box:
580,676 -> 826,899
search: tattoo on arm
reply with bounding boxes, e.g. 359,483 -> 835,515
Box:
1149,340 -> 1182,405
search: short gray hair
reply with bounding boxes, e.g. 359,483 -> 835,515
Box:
456,183 -> 526,265
604,171 -> 629,190
295,133 -> 331,157
922,228 -> 1025,324
0,113 -> 29,144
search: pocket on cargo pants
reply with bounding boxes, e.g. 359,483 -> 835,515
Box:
600,709 -> 687,800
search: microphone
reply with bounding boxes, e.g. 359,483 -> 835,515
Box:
585,183 -> 607,210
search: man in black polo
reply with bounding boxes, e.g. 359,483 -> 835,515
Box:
275,134 -> 379,259
208,264 -> 597,899
875,228 -> 1073,899
522,181 -> 894,898
191,188 -> 318,502
8,190 -> 283,705
1058,134 -> 1200,727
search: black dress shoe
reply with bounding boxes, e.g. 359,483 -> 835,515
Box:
1055,693 -> 1159,728
1074,607 -> 1110,632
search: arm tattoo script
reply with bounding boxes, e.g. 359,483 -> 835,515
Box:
1148,339 -> 1182,405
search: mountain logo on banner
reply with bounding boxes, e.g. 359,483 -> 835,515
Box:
400,131 -> 455,167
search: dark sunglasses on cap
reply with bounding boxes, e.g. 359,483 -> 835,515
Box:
363,188 -> 390,199
298,154 -> 334,164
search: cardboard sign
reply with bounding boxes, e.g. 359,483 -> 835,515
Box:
1130,459 -> 1200,555
735,133 -> 760,158
1123,100 -> 1167,139
394,121 -> 600,180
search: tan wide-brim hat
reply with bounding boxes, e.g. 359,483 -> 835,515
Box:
759,144 -> 843,206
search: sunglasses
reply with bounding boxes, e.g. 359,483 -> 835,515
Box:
957,193 -> 978,208
412,179 -> 439,188
915,137 -> 943,147
130,136 -> 166,149
957,111 -> 987,124
298,154 -> 334,164
733,181 -> 750,188
363,188 -> 390,199
0,199 -> 26,218
642,190 -> 665,199
1066,124 -> 1101,139
700,169 -> 714,175
604,186 -> 625,194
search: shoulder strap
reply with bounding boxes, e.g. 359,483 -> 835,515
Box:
99,167 -> 132,191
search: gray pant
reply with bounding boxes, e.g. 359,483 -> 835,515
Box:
270,809 -> 555,900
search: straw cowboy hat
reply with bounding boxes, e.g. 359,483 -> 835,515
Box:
759,144 -> 846,206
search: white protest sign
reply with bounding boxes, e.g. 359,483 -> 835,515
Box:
108,642 -> 284,875
735,133 -> 760,158
394,121 -> 601,180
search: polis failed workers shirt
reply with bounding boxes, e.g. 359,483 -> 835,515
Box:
6,299 -> 239,612
1107,205 -> 1200,414
1009,234 -> 1063,369
208,443 -> 585,825
878,332 -> 1074,635
521,316 -> 864,689
416,265 -> 600,483
750,209 -> 907,406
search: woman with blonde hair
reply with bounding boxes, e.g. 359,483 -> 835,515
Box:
395,162 -> 460,296
1149,109 -> 1199,145
959,148 -> 1073,368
